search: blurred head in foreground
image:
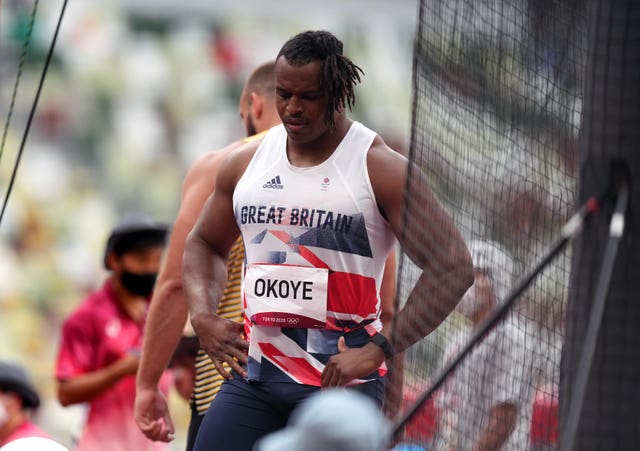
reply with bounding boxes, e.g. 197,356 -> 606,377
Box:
255,389 -> 391,451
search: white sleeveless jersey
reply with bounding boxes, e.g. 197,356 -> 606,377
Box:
233,122 -> 396,386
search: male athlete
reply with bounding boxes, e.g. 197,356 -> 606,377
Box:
134,61 -> 281,450
135,59 -> 398,449
183,30 -> 473,451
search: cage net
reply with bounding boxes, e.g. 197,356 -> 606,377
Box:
559,1 -> 640,450
389,1 -> 587,449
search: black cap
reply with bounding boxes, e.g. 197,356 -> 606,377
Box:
104,213 -> 169,269
0,361 -> 40,409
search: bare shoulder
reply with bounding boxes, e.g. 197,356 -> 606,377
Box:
367,135 -> 408,180
224,137 -> 262,166
183,137 -> 262,189
186,138 -> 248,182
220,137 -> 262,186
366,135 -> 411,224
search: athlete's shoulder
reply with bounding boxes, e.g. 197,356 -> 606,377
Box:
239,125 -> 283,153
366,133 -> 409,210
243,129 -> 269,144
191,138 -> 249,171
225,128 -> 274,168
367,133 -> 408,167
190,126 -> 280,186
183,136 -> 256,187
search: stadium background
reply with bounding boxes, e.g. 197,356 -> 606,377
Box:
0,1 -> 416,448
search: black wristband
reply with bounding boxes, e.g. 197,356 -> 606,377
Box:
369,332 -> 395,359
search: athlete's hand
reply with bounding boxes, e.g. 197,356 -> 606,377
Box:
321,336 -> 386,387
134,387 -> 175,442
191,313 -> 248,379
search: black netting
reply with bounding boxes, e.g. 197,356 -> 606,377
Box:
390,1 -> 587,449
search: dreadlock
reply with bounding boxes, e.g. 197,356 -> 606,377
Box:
276,30 -> 364,130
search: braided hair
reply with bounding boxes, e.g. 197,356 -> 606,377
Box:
276,30 -> 364,130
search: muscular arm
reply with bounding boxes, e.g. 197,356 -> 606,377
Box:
370,139 -> 473,352
321,139 -> 472,387
136,151 -> 226,394
183,146 -> 256,379
473,402 -> 518,451
379,250 -> 406,420
379,250 -> 397,330
135,147 -> 237,441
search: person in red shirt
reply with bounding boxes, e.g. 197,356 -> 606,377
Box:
55,214 -> 171,451
0,361 -> 51,446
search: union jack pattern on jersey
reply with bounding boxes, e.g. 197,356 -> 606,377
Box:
233,122 -> 396,386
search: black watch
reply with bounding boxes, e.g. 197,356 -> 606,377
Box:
369,332 -> 395,359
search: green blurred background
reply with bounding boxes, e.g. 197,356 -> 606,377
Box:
0,1 -> 417,448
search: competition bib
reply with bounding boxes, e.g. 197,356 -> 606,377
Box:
244,264 -> 328,328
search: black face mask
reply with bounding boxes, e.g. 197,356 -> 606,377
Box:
120,271 -> 157,297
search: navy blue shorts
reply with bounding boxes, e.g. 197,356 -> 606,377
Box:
193,374 -> 385,451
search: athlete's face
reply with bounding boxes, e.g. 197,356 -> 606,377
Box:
275,57 -> 329,144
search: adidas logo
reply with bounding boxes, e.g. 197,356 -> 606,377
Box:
263,175 -> 284,189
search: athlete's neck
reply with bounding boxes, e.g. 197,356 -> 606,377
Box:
286,118 -> 352,168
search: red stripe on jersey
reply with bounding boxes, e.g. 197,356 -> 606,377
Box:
268,229 -> 331,269
243,293 -> 253,342
269,230 -> 294,247
258,342 -> 322,386
327,271 -> 378,319
298,245 -> 330,269
252,231 -> 378,331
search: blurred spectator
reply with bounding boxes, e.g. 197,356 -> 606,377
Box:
254,389 -> 391,451
0,360 -> 51,446
54,213 -> 171,451
432,240 -> 535,451
392,380 -> 438,450
529,383 -> 559,451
